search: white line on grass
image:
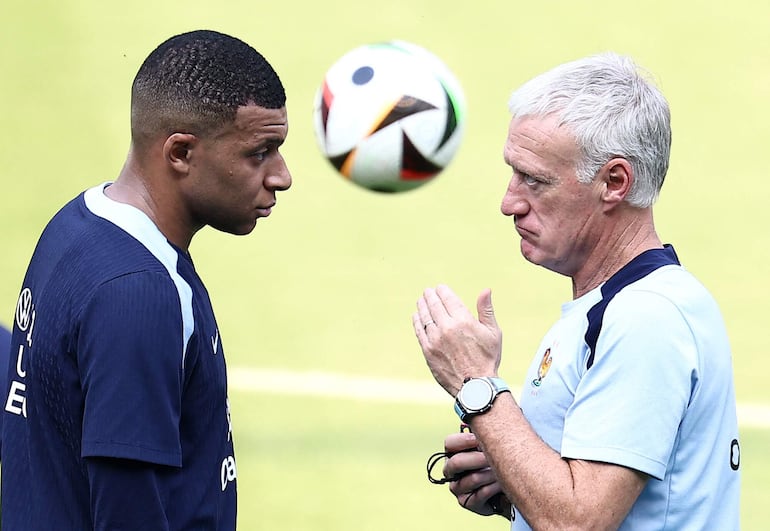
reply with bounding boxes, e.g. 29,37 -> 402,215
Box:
229,367 -> 770,429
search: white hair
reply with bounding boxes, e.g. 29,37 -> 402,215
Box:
508,52 -> 671,208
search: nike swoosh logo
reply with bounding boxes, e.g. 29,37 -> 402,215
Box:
211,330 -> 219,354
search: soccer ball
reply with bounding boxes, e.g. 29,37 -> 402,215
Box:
313,41 -> 466,193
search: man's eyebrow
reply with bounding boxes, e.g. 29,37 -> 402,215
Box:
509,161 -> 559,183
249,135 -> 286,149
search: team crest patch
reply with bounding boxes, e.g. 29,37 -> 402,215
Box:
531,348 -> 552,387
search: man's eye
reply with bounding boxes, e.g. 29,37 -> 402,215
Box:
523,175 -> 538,186
252,150 -> 267,161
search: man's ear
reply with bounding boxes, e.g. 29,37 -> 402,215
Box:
163,133 -> 198,175
600,157 -> 633,210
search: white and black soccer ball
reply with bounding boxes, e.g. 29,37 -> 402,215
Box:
313,41 -> 466,193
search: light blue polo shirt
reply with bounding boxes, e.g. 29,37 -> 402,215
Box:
513,246 -> 740,530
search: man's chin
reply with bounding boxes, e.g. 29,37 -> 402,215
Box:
211,219 -> 258,236
519,243 -> 559,272
519,240 -> 540,264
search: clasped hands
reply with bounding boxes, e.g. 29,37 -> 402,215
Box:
414,285 -> 509,517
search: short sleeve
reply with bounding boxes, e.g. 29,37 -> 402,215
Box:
560,289 -> 696,480
78,272 -> 184,467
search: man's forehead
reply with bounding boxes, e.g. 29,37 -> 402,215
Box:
234,104 -> 287,126
213,105 -> 288,140
508,114 -> 569,140
505,115 -> 578,167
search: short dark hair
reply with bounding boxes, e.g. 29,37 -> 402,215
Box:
130,30 -> 286,146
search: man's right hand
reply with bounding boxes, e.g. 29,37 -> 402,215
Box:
443,432 -> 510,518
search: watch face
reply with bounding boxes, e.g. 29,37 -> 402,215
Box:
459,379 -> 494,412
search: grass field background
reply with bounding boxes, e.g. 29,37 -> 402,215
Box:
1,0 -> 768,528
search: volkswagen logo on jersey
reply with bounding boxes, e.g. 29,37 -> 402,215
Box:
15,288 -> 33,332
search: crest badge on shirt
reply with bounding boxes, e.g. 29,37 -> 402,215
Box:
531,348 -> 552,387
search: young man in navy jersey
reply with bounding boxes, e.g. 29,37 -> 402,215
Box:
413,53 -> 740,529
2,30 -> 291,530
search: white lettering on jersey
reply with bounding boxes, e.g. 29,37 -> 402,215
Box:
5,381 -> 27,417
226,398 -> 233,441
6,290 -> 33,418
25,308 -> 35,347
15,344 -> 26,378
220,455 -> 237,491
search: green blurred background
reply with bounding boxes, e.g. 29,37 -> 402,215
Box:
1,0 -> 768,528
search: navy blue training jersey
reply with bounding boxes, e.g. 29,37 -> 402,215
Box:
2,184 -> 237,530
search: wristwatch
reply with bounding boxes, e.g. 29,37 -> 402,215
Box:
454,377 -> 510,422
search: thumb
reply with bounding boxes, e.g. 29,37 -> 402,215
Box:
476,288 -> 499,330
